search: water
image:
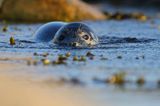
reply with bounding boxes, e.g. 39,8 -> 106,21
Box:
0,19 -> 160,106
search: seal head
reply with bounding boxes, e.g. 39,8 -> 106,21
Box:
53,22 -> 98,47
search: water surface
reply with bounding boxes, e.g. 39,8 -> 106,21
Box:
0,19 -> 160,106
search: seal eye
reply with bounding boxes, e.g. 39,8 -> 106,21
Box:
82,35 -> 89,40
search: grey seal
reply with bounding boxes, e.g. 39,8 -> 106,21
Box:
35,22 -> 98,47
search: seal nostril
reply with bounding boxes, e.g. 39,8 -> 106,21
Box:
82,35 -> 89,40
72,42 -> 77,47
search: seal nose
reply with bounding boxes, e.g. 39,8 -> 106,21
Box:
72,42 -> 78,47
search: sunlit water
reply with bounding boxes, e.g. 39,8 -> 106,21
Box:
0,19 -> 160,106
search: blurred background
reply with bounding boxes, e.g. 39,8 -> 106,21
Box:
83,0 -> 160,6
0,0 -> 160,22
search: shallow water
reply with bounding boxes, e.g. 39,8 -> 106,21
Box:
0,19 -> 160,106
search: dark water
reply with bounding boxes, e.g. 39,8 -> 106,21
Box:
0,19 -> 160,106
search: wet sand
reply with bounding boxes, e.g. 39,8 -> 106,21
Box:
0,63 -> 92,106
0,72 -> 91,106
0,62 -> 160,106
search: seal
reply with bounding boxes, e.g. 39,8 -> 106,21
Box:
35,22 -> 98,47
53,22 -> 98,47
